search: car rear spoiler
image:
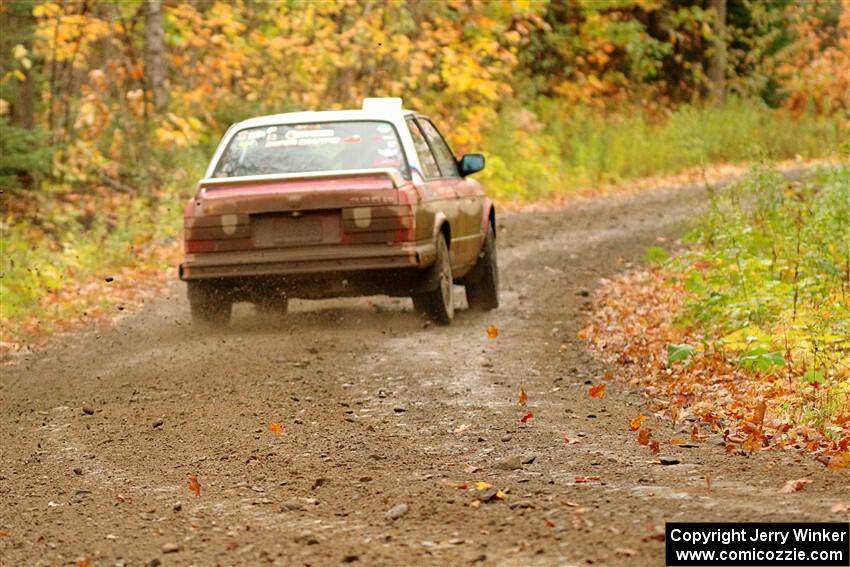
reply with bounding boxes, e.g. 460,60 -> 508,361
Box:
199,168 -> 407,190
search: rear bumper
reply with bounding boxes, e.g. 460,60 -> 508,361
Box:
179,241 -> 436,281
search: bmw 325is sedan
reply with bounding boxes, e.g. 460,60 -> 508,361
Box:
178,98 -> 498,326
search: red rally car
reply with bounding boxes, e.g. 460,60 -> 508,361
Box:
179,98 -> 498,326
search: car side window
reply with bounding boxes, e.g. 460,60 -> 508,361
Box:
406,118 -> 441,179
418,119 -> 460,178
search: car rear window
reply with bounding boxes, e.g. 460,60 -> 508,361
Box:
212,121 -> 409,178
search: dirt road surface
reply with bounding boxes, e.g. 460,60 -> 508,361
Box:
2,179 -> 846,567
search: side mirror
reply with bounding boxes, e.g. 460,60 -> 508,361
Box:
458,153 -> 485,176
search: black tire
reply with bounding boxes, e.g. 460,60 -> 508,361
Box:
413,234 -> 454,325
187,280 -> 232,328
465,223 -> 499,311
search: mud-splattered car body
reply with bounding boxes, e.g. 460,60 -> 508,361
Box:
179,98 -> 499,325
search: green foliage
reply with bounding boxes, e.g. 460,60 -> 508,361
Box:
667,343 -> 697,367
643,246 -> 671,265
739,348 -> 786,372
0,186 -> 183,336
0,117 -> 51,190
482,98 -> 845,201
672,165 -> 850,377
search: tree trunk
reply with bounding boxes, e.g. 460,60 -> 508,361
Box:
707,0 -> 727,106
145,0 -> 167,111
2,3 -> 36,129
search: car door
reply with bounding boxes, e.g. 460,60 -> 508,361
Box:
416,117 -> 483,274
405,117 -> 462,269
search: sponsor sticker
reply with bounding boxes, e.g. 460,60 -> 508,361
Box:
297,136 -> 342,146
264,139 -> 298,148
285,128 -> 336,140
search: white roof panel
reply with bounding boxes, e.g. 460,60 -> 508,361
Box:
234,108 -> 415,129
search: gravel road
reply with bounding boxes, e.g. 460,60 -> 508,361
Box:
2,177 -> 845,566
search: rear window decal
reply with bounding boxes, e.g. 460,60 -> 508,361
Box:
214,121 -> 409,178
285,129 -> 336,140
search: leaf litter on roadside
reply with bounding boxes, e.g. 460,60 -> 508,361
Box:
581,266 -> 850,467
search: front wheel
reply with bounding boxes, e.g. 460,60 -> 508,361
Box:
465,223 -> 499,311
413,234 -> 454,325
187,280 -> 232,328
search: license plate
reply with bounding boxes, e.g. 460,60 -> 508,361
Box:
253,214 -> 323,247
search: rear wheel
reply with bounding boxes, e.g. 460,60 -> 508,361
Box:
413,234 -> 454,325
187,280 -> 232,328
465,223 -> 499,311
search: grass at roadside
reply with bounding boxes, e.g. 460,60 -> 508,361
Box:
1,189 -> 183,353
482,98 -> 846,201
583,165 -> 849,467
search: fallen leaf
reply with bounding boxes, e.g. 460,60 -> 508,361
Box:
575,475 -> 601,483
588,383 -> 606,398
495,490 -> 506,499
464,464 -> 481,474
669,438 -> 687,445
779,478 -> 813,493
670,405 -> 681,425
0,531 -> 8,537
563,436 -> 580,445
638,427 -> 652,446
475,481 -> 492,491
690,424 -> 701,441
544,518 -> 556,528
486,325 -> 499,339
649,440 -> 660,454
454,483 -> 469,490
77,560 -> 91,567
520,411 -> 534,423
268,421 -> 283,436
753,400 -> 767,427
188,475 -> 201,497
827,452 -> 850,471
629,415 -> 647,431
518,386 -> 528,406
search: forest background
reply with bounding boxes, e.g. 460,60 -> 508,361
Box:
0,0 -> 848,346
